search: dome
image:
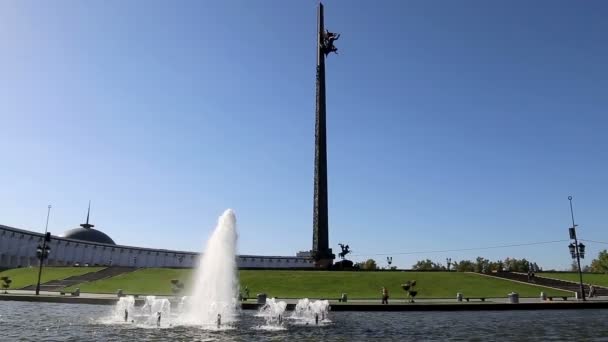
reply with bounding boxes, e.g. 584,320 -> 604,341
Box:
62,203 -> 116,245
60,227 -> 116,245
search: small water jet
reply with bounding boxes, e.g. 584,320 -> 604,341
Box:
113,296 -> 134,323
141,296 -> 171,327
105,295 -> 172,327
256,297 -> 287,328
291,299 -> 331,325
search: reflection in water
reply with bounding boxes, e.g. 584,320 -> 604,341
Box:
2,301 -> 608,341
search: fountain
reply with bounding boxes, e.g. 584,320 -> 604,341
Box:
291,298 -> 331,325
140,296 -> 171,326
107,209 -> 239,328
179,209 -> 239,327
256,297 -> 287,328
105,295 -> 171,327
107,209 -> 333,331
113,296 -> 134,323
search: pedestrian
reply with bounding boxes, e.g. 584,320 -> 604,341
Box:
381,287 -> 389,304
589,285 -> 596,298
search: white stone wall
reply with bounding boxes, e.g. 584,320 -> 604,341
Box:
0,225 -> 314,269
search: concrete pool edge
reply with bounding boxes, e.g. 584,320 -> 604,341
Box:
2,294 -> 608,311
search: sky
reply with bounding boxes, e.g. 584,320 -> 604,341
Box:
1,0 -> 607,270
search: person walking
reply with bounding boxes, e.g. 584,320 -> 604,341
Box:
381,287 -> 389,304
589,285 -> 596,298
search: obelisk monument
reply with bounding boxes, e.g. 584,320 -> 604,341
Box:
312,3 -> 339,268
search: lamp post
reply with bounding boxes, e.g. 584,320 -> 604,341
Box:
35,205 -> 52,296
567,196 -> 586,301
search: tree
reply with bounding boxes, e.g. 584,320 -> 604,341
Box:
451,257 -> 542,273
475,257 -> 491,273
488,260 -> 505,272
170,279 -> 184,295
401,280 -> 418,303
569,260 -> 589,272
453,260 -> 475,272
412,259 -> 444,271
1,276 -> 11,294
503,258 -> 530,272
356,258 -> 378,270
590,250 -> 608,273
571,260 -> 579,272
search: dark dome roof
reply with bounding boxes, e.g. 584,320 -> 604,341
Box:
60,227 -> 116,245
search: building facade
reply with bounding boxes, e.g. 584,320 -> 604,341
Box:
0,224 -> 313,269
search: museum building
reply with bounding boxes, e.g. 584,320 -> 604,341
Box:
0,217 -> 313,269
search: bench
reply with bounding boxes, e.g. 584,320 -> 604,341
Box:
547,296 -> 568,301
464,297 -> 486,302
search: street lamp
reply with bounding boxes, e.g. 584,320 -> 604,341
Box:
567,196 -> 586,301
568,242 -> 586,259
35,205 -> 52,296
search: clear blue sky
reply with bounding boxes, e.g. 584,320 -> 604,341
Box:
1,0 -> 607,270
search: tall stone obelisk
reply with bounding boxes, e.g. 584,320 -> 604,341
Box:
312,2 -> 338,268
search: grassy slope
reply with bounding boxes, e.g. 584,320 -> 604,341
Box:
65,269 -> 569,298
65,268 -> 195,295
239,271 -> 569,298
0,267 -> 104,289
540,272 -> 608,287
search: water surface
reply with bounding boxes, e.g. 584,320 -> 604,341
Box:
1,301 -> 607,341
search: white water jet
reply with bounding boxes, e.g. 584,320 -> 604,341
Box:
106,295 -> 171,327
141,296 -> 171,326
180,209 -> 239,326
256,298 -> 287,326
177,296 -> 188,313
291,298 -> 331,324
112,296 -> 135,322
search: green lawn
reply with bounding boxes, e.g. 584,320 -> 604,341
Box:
0,266 -> 104,289
239,271 -> 569,299
540,272 -> 608,287
65,269 -> 570,298
65,268 -> 195,295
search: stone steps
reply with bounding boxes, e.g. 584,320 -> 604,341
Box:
486,271 -> 608,297
21,267 -> 138,291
